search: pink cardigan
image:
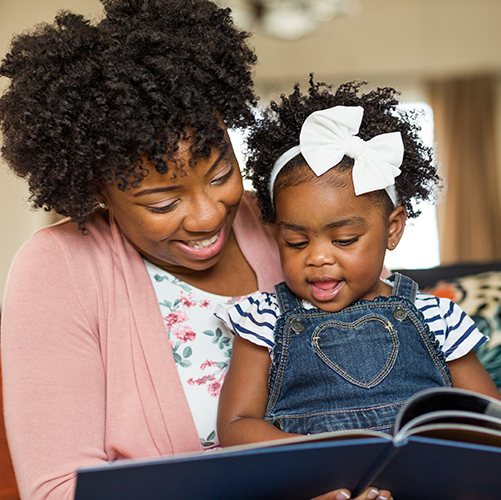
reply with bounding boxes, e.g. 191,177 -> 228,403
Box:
1,193 -> 283,500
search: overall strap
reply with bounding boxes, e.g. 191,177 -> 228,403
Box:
274,282 -> 303,314
391,272 -> 418,302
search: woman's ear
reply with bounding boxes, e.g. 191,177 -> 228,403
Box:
95,192 -> 110,210
387,205 -> 407,250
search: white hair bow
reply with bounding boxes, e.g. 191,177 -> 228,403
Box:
269,105 -> 404,205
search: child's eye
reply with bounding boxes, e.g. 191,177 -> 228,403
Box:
147,199 -> 180,213
211,165 -> 235,185
334,237 -> 359,246
284,240 -> 308,249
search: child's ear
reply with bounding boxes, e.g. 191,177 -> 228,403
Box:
387,205 -> 407,250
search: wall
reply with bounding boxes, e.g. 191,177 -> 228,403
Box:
0,0 -> 102,308
251,0 -> 501,97
1,0 -> 501,305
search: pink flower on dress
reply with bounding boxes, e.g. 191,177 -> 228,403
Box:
200,360 -> 217,370
179,294 -> 197,308
172,324 -> 196,343
163,310 -> 189,330
207,379 -> 222,397
187,375 -> 211,386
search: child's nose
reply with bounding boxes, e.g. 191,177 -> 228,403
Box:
305,241 -> 336,267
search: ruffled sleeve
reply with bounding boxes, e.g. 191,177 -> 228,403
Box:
415,292 -> 488,361
437,297 -> 488,361
215,292 -> 280,350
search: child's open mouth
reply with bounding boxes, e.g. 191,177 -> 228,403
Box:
309,279 -> 344,302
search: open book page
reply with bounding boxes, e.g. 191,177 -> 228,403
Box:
392,387 -> 501,444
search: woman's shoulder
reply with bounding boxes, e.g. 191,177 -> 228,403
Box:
235,191 -> 262,227
9,211 -> 117,283
234,192 -> 283,292
20,211 -> 113,256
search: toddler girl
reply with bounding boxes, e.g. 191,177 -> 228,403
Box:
216,78 -> 501,446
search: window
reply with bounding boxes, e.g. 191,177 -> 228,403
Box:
384,103 -> 440,271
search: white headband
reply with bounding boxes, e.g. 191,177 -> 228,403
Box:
268,105 -> 404,205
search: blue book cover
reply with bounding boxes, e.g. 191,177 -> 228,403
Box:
75,388 -> 501,500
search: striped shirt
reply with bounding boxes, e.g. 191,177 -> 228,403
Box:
215,286 -> 487,362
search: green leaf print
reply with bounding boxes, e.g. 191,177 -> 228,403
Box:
159,298 -> 181,311
154,274 -> 169,282
171,277 -> 192,292
200,430 -> 216,448
171,342 -> 193,368
203,329 -> 232,356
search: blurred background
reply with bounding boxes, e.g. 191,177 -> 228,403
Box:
2,0 -> 501,307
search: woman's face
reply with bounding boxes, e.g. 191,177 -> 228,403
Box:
101,135 -> 244,276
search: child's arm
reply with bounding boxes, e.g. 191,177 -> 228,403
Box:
217,334 -> 300,446
448,350 -> 501,399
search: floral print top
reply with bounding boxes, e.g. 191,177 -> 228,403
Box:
144,259 -> 250,449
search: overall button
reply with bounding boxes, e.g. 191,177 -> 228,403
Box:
393,307 -> 408,321
273,419 -> 283,430
291,319 -> 305,334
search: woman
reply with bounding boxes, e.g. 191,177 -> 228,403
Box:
0,1 -> 391,499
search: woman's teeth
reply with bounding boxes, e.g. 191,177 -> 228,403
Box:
186,233 -> 218,249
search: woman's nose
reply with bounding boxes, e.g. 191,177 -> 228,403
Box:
183,192 -> 225,233
305,241 -> 336,267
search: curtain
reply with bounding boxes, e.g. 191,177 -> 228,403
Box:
428,74 -> 501,265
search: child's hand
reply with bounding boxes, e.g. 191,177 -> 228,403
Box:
312,487 -> 393,500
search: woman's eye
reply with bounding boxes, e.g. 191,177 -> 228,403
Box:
335,237 -> 359,246
211,165 -> 235,185
147,200 -> 180,213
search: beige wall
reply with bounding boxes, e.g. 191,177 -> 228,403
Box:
0,0 -> 102,308
1,0 -> 501,306
253,0 -> 501,97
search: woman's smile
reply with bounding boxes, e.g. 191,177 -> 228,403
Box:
176,225 -> 226,260
100,134 -> 244,276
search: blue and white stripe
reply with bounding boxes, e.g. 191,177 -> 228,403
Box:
215,289 -> 487,362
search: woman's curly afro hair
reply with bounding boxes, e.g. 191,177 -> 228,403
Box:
246,77 -> 440,224
0,0 -> 257,227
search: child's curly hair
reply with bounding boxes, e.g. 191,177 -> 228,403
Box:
246,76 -> 440,224
0,0 -> 257,227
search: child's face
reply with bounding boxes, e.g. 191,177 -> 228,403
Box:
274,169 -> 406,312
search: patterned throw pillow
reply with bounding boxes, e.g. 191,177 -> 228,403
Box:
425,271 -> 501,389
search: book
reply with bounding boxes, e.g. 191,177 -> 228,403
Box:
74,387 -> 501,500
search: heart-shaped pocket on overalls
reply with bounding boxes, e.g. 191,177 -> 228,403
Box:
312,314 -> 399,388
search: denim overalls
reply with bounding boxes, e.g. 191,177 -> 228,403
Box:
264,273 -> 452,434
